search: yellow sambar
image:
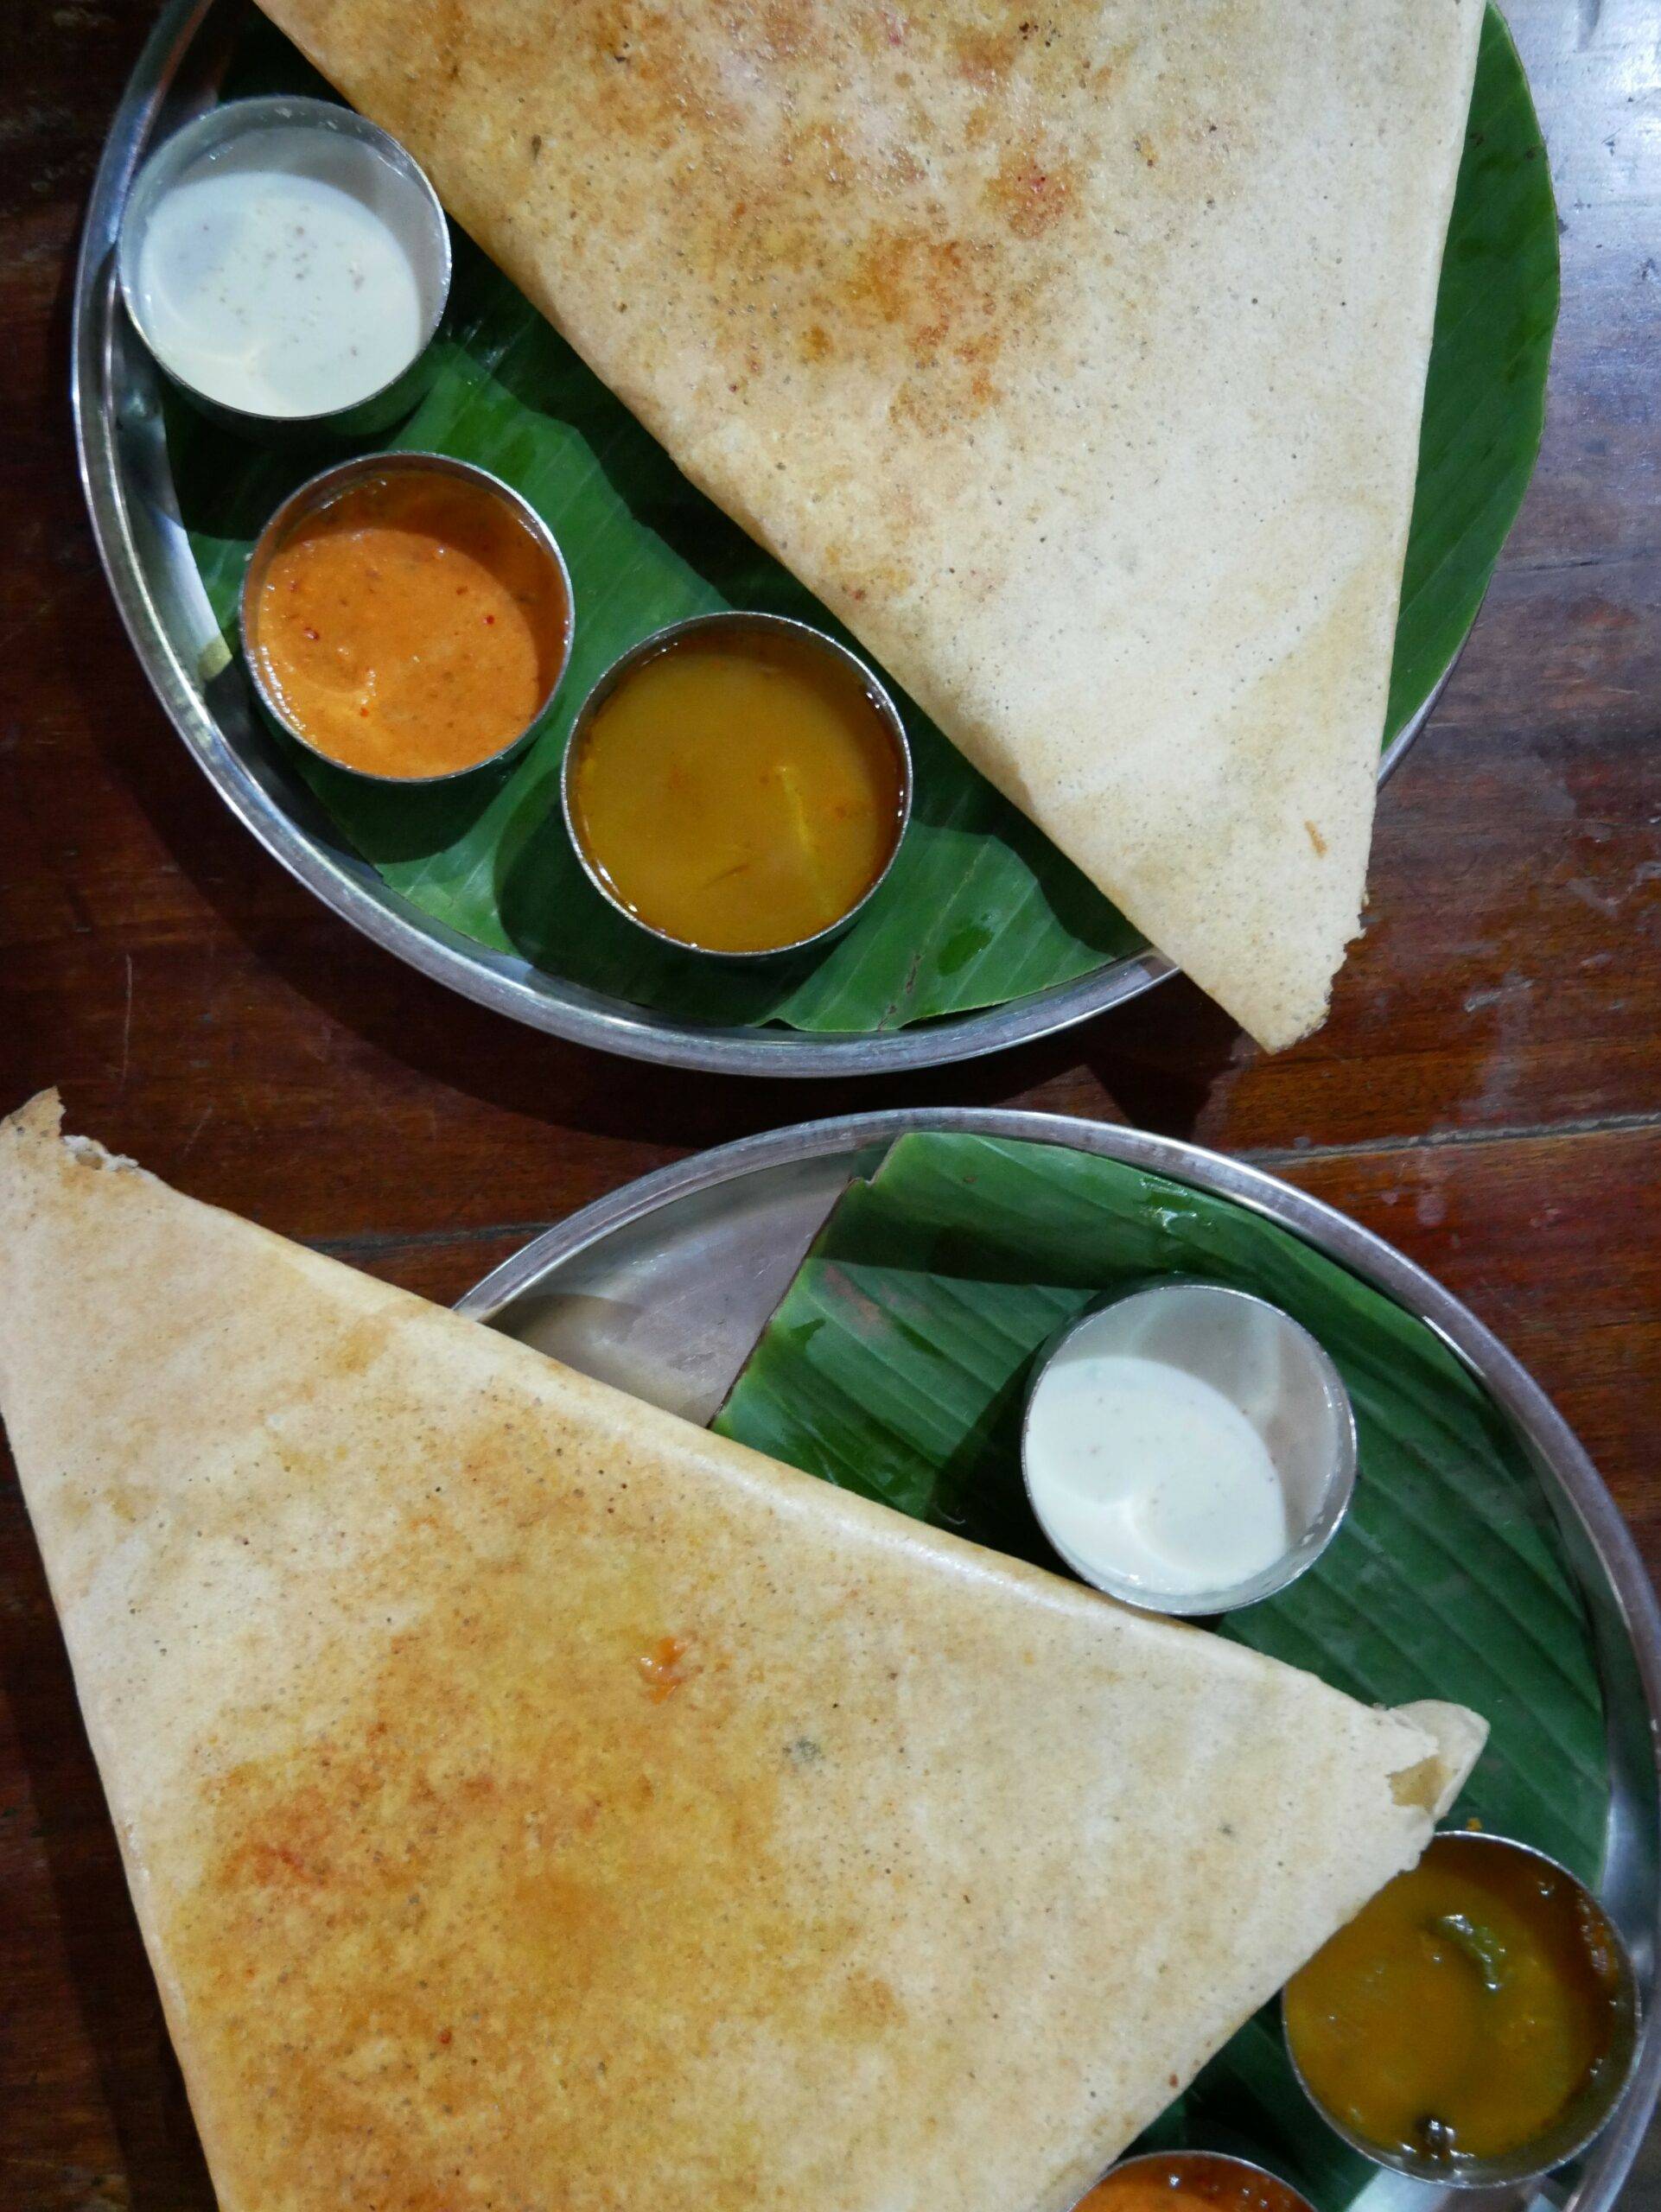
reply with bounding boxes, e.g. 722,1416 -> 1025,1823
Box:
565,619 -> 908,956
1284,1831 -> 1631,2172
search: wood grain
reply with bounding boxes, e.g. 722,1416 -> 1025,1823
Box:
1,0 -> 1658,2205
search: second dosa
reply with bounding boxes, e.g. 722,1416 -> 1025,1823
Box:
0,1093 -> 1487,2212
253,0 -> 1483,1048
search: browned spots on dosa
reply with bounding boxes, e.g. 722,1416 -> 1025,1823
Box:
845,229 -> 994,346
478,0 -> 1084,425
1305,819 -> 1328,858
841,1968 -> 906,2028
987,149 -> 1077,238
165,1567 -> 881,2209
579,0 -> 740,140
758,0 -> 815,60
954,23 -> 1017,84
836,548 -> 919,602
637,1630 -> 694,1700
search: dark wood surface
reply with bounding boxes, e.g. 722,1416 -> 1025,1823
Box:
2,1 -> 1658,2205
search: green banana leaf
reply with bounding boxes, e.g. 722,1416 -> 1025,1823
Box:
177,6 -> 1553,1033
714,1131 -> 1607,2205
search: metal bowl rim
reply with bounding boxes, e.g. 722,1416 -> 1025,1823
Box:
1084,2147 -> 1320,2212
74,0 -> 1467,1078
558,607 -> 913,961
1281,1827 -> 1643,2188
1017,1276 -> 1359,1617
113,90 -> 452,429
237,447 -> 576,786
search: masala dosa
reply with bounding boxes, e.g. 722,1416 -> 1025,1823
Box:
251,0 -> 1483,1048
0,1094 -> 1486,2212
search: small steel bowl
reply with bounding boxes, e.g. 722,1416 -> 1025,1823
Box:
239,450 -> 574,785
559,610 -> 913,962
1283,1830 -> 1642,2189
117,94 -> 451,440
1020,1278 -> 1357,1617
1073,2149 -> 1320,2212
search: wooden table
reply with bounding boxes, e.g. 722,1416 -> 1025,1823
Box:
2,1 -> 1657,2204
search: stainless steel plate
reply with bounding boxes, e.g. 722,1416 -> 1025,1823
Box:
74,0 -> 1461,1079
460,1108 -> 1661,2212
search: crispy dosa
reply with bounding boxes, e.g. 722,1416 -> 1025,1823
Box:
0,1094 -> 1486,2212
253,0 -> 1484,1047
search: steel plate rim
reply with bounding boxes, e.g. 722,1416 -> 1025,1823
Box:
76,0 -> 1462,1078
458,1105 -> 1661,2212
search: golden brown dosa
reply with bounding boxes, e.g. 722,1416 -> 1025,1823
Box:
0,1094 -> 1486,2212
252,0 -> 1483,1047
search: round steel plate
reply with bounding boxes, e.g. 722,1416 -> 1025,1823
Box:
459,1108 -> 1661,2212
75,0 -> 1461,1077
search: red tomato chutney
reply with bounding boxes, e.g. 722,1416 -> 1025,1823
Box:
1077,2152 -> 1315,2212
247,467 -> 570,779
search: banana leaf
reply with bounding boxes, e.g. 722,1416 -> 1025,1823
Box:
714,1131 -> 1607,2205
175,6 -> 1554,1034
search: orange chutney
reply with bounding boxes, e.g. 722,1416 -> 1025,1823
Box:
249,471 -> 570,779
1284,1833 -> 1627,2168
1077,2153 -> 1313,2212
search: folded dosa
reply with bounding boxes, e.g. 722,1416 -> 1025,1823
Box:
0,1094 -> 1486,2212
253,0 -> 1483,1047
